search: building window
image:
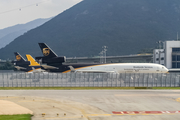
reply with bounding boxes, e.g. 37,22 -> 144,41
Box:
156,58 -> 159,61
177,63 -> 180,68
172,55 -> 176,61
172,48 -> 180,52
161,57 -> 164,60
172,62 -> 177,68
177,56 -> 180,61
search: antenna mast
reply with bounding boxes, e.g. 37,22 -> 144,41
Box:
177,32 -> 178,41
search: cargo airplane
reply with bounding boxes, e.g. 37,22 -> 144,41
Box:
12,52 -> 46,73
35,43 -> 169,73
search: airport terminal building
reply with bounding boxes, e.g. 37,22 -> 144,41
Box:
153,41 -> 180,70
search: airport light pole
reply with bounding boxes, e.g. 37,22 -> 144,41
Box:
102,46 -> 108,63
99,51 -> 103,63
156,41 -> 162,49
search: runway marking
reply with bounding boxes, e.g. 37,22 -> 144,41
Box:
112,111 -> 180,115
115,94 -> 180,97
41,114 -> 112,119
39,114 -> 111,119
40,116 -> 82,119
41,111 -> 180,119
18,100 -> 33,102
18,100 -> 50,102
87,114 -> 111,117
0,96 -> 20,99
176,98 -> 180,103
62,104 -> 92,120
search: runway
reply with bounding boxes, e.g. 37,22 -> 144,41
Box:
0,90 -> 180,120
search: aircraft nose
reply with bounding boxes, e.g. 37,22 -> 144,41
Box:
165,68 -> 169,73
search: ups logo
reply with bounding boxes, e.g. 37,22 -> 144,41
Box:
16,55 -> 21,61
43,48 -> 50,56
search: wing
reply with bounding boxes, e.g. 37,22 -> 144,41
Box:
75,70 -> 116,73
68,66 -> 116,73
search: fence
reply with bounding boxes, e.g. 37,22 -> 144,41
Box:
0,72 -> 180,87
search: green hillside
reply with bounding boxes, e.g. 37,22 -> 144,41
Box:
1,0 -> 180,59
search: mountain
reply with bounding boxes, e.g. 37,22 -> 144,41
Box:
1,0 -> 180,60
0,18 -> 51,49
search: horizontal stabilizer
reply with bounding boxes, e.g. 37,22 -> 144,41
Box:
41,65 -> 59,69
14,66 -> 27,70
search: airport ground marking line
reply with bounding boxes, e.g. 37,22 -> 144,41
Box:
87,114 -> 111,116
87,113 -> 164,116
113,114 -> 161,116
63,103 -> 92,120
128,114 -> 138,115
18,100 -> 33,102
40,116 -> 82,119
88,112 -> 180,116
113,111 -> 180,115
18,100 -> 50,102
84,113 -> 163,116
115,94 -> 180,97
113,114 -> 124,116
176,98 -> 180,103
0,96 -> 20,99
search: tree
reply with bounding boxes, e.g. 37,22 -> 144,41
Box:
0,61 -> 15,70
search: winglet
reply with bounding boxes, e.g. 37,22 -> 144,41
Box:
26,54 -> 40,66
68,66 -> 76,72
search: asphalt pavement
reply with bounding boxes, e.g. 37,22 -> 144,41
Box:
0,90 -> 180,120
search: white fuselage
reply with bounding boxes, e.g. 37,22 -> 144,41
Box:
75,63 -> 168,73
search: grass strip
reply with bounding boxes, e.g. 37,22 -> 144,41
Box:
0,87 -> 179,90
0,114 -> 32,120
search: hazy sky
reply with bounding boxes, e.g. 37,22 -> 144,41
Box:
0,0 -> 82,29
